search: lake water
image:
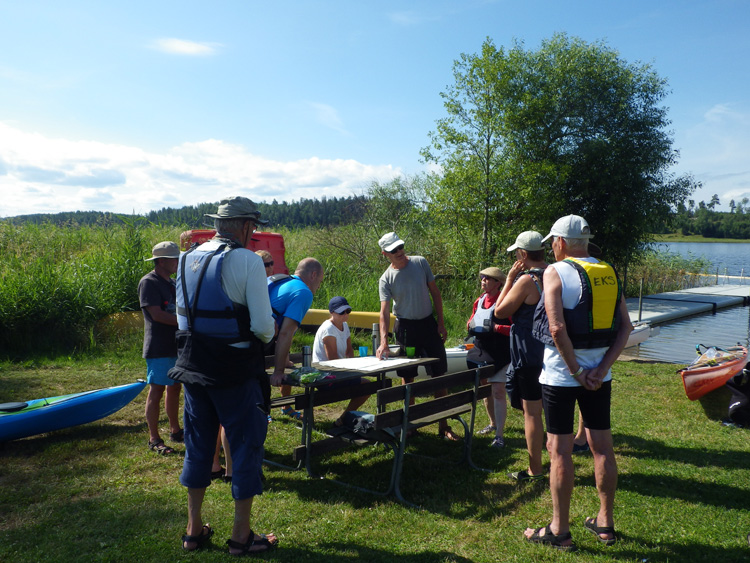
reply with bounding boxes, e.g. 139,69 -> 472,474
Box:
656,241 -> 750,277
622,305 -> 750,364
619,241 -> 750,364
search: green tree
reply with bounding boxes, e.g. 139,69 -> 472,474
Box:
422,34 -> 696,272
421,40 -> 516,263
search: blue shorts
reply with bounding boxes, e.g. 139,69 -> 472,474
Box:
180,379 -> 268,500
146,357 -> 177,386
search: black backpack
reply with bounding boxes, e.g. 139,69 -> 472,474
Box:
726,364 -> 750,427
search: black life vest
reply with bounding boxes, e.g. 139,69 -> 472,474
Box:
533,258 -> 621,349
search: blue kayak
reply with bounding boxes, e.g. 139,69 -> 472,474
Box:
0,380 -> 146,442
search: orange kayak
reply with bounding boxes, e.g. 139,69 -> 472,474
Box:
679,346 -> 748,401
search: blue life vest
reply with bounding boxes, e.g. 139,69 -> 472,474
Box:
533,258 -> 621,349
176,242 -> 251,343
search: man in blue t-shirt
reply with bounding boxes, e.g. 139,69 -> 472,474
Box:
268,258 -> 324,418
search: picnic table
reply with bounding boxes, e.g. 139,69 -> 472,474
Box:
267,356 -> 438,477
266,355 -> 494,506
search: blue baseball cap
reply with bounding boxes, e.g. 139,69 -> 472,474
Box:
328,296 -> 351,314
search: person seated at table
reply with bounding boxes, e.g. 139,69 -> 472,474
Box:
312,296 -> 371,427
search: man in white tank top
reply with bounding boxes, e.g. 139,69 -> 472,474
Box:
525,215 -> 632,552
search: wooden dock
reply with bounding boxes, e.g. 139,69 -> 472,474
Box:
626,284 -> 749,325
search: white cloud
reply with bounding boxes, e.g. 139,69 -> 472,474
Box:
150,38 -> 221,56
0,122 -> 401,218
673,102 -> 750,210
306,102 -> 349,135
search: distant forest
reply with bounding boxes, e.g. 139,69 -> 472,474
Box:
7,195 -> 368,230
660,195 -> 750,239
7,192 -> 750,240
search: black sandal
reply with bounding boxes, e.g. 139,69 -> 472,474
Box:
227,530 -> 278,556
526,525 -> 577,552
148,439 -> 175,455
584,517 -> 617,545
182,524 -> 213,551
170,428 -> 184,442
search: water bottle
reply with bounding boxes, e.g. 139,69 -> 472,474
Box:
371,323 -> 380,353
302,345 -> 312,368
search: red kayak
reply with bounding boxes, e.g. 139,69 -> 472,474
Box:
679,345 -> 748,401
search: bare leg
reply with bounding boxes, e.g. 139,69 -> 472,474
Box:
540,433 -> 575,537
227,497 -> 278,555
222,426 -> 233,479
212,431 -> 223,473
522,398 -> 544,475
435,388 -> 458,439
492,382 -> 507,439
524,433 -> 575,549
573,410 -> 587,447
145,384 -> 166,443
165,382 -> 182,435
185,487 -> 207,546
482,378 -> 497,428
586,427 -> 617,542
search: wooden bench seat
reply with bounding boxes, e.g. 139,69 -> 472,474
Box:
290,365 -> 493,506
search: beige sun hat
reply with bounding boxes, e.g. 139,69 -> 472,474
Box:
145,241 -> 180,261
507,231 -> 544,252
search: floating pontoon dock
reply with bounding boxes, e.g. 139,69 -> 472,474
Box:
626,285 -> 749,325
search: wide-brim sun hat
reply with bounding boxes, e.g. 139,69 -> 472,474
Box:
145,241 -> 180,261
507,231 -> 544,252
205,196 -> 269,225
479,267 -> 505,281
541,214 -> 593,242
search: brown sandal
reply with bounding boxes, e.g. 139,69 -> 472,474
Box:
227,530 -> 278,556
148,439 -> 175,455
440,426 -> 460,441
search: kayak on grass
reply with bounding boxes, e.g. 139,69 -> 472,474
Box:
678,345 -> 748,401
0,380 -> 146,442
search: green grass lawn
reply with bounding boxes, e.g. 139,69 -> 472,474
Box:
1,356 -> 749,562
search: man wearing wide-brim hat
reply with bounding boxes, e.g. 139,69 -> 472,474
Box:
139,241 -> 182,456
168,196 -> 279,555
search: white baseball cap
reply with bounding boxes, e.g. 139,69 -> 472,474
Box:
541,215 -> 593,242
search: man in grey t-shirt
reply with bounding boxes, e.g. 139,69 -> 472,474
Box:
376,232 -> 455,440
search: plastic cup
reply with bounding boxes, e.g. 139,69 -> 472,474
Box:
359,346 -> 369,357
405,347 -> 416,358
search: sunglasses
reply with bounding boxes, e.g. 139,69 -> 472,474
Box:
334,309 -> 352,315
264,261 -> 274,268
480,275 -> 498,282
387,244 -> 405,254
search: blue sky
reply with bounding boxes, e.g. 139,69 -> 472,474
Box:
1,0 -> 748,218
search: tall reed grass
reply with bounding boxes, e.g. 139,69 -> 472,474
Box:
0,221 -> 712,358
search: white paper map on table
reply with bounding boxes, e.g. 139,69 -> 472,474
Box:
315,356 -> 416,372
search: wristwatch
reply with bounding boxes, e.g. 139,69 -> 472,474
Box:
571,366 -> 584,378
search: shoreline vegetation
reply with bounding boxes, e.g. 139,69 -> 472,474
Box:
652,233 -> 750,243
0,221 -> 719,360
